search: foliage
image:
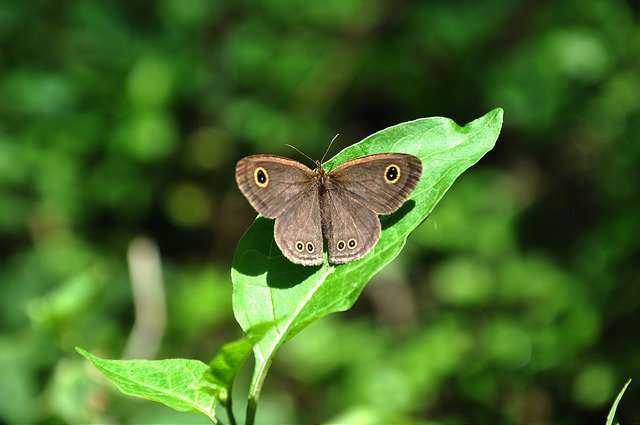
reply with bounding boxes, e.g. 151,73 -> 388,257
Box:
78,108 -> 503,423
76,347 -> 219,421
232,109 -> 502,422
607,379 -> 632,425
0,0 -> 637,423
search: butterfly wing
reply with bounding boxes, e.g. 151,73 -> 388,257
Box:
327,153 -> 422,214
236,154 -> 323,265
235,155 -> 314,218
321,187 -> 381,264
320,153 -> 422,264
274,184 -> 324,266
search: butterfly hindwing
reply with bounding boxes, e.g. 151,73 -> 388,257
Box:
321,187 -> 381,264
274,184 -> 324,266
327,153 -> 422,214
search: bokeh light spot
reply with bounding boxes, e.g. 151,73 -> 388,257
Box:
164,182 -> 212,227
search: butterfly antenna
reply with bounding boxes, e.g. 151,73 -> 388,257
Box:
321,133 -> 339,163
285,144 -> 315,165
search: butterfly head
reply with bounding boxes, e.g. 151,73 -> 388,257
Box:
313,160 -> 328,183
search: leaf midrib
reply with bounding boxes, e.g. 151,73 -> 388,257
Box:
258,265 -> 336,361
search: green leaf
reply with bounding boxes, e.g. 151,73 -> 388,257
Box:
231,108 -> 503,422
202,337 -> 254,425
204,338 -> 253,402
606,378 -> 631,425
76,347 -> 218,423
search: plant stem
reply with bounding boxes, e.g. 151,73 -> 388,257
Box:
245,397 -> 257,425
245,357 -> 273,425
226,397 -> 237,425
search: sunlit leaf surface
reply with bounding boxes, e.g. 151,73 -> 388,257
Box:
232,108 -> 503,388
76,347 -> 217,421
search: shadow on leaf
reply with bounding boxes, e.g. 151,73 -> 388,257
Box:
234,200 -> 417,288
233,217 -> 320,288
380,199 -> 416,230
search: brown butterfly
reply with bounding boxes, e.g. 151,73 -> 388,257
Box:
236,153 -> 422,266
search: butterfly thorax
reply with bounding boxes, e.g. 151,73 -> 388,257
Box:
313,161 -> 329,193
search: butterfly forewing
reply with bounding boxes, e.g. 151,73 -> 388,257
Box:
235,155 -> 315,218
327,154 -> 422,214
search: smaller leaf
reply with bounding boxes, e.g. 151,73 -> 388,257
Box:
203,338 -> 253,403
606,378 -> 631,425
76,347 -> 217,422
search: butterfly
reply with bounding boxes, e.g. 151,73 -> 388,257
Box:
236,152 -> 422,265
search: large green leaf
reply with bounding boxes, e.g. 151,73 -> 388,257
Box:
231,108 -> 504,421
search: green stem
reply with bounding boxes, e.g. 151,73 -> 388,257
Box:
245,398 -> 257,425
245,357 -> 273,425
226,396 -> 237,425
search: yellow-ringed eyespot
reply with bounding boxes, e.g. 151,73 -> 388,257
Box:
306,242 -> 315,253
347,238 -> 357,249
384,164 -> 400,184
295,241 -> 304,252
254,167 -> 269,187
336,240 -> 346,251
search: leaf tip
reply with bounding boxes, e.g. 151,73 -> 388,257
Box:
75,347 -> 100,365
606,378 -> 632,425
490,107 -> 504,123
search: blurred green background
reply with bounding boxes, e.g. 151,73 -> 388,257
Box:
0,0 -> 638,423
